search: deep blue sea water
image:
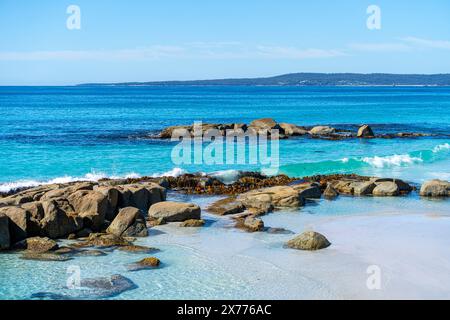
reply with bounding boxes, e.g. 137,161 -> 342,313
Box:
1,86 -> 450,299
0,86 -> 449,189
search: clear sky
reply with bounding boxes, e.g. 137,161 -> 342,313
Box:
0,0 -> 450,85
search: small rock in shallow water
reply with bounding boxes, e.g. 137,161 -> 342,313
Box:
266,227 -> 294,235
235,216 -> 264,232
179,219 -> 205,227
128,257 -> 161,271
21,252 -> 73,261
286,231 -> 331,251
118,245 -> 159,254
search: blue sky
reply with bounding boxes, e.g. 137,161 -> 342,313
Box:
0,0 -> 450,85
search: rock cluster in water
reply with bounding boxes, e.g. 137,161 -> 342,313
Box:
156,118 -> 434,141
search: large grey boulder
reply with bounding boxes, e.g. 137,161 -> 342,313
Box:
0,206 -> 39,243
106,207 -> 148,237
353,181 -> 376,196
286,231 -> 331,251
372,182 -> 400,196
238,186 -> 305,210
420,180 -> 450,197
94,186 -> 120,221
117,183 -> 166,213
148,201 -> 201,222
68,190 -> 108,231
39,200 -> 83,239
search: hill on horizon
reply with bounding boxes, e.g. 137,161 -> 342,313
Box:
78,73 -> 450,87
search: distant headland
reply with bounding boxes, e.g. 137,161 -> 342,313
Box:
78,73 -> 450,87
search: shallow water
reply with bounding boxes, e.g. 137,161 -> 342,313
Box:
1,192 -> 449,300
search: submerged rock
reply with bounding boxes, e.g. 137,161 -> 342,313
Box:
21,252 -> 73,262
148,201 -> 201,222
73,233 -> 132,249
31,274 -> 137,300
128,257 -> 161,271
207,197 -> 245,216
179,219 -> 205,227
286,231 -> 331,251
117,245 -> 159,254
420,180 -> 450,197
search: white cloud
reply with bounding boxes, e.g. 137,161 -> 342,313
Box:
0,43 -> 345,61
348,42 -> 410,52
255,46 -> 346,59
401,37 -> 450,50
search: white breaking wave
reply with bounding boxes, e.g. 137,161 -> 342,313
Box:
341,158 -> 349,163
0,171 -> 141,193
362,154 -> 423,168
432,143 -> 450,153
151,167 -> 186,178
210,169 -> 241,184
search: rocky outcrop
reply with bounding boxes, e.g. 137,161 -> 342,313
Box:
420,180 -> 450,197
0,180 -> 166,246
0,213 -> 10,250
286,231 -> 331,250
148,201 -> 201,222
357,125 -> 374,138
106,207 -> 148,237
